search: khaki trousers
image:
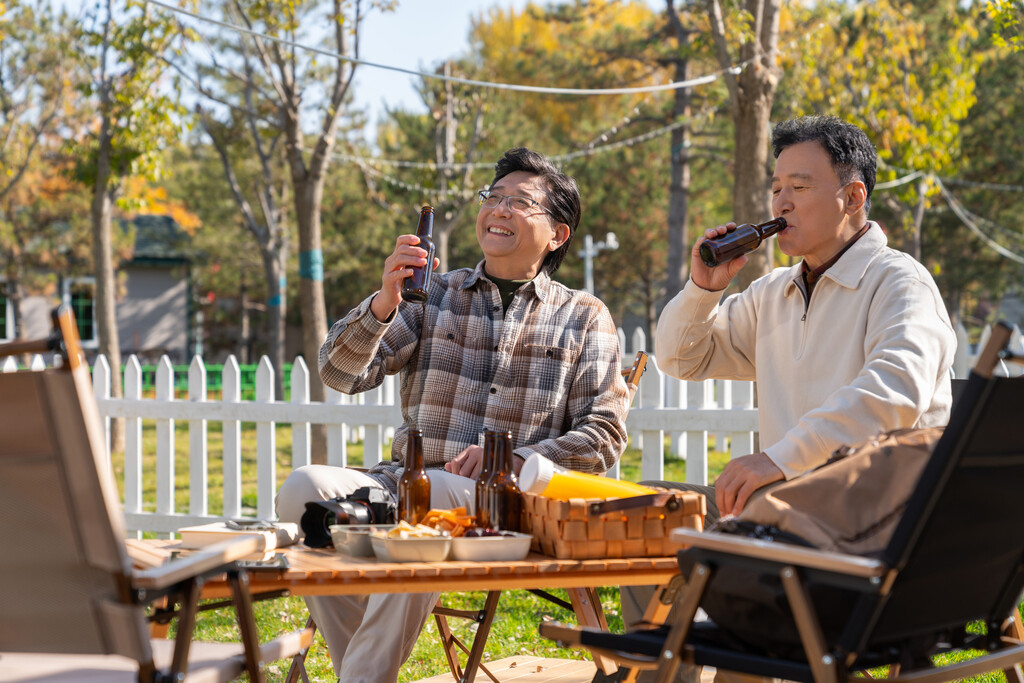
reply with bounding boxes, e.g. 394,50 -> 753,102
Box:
276,465 -> 474,682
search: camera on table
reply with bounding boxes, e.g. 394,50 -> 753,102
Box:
300,486 -> 397,548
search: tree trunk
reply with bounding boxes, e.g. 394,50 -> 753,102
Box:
707,0 -> 782,292
730,94 -> 776,291
91,181 -> 124,453
261,246 -> 287,398
909,176 -> 926,261
663,1 -> 693,308
296,180 -> 328,462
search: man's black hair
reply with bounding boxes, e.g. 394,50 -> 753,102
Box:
771,116 -> 877,216
491,147 -> 581,275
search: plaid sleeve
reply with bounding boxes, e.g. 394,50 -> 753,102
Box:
318,292 -> 424,394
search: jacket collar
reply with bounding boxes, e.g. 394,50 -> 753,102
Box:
785,221 -> 887,296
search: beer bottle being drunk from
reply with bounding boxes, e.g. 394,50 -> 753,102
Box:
698,217 -> 787,268
475,431 -> 499,529
398,428 -> 431,525
401,206 -> 436,303
489,430 -> 522,532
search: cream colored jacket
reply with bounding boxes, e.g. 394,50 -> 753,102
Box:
655,223 -> 956,479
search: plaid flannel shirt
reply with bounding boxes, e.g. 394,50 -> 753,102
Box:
318,260 -> 630,496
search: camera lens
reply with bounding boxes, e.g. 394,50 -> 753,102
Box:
331,500 -> 374,525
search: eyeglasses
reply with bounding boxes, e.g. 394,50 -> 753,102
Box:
478,190 -> 551,216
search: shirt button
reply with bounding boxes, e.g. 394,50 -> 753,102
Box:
447,333 -> 454,340
492,305 -> 500,312
494,345 -> 499,352
546,349 -> 553,357
489,387 -> 497,394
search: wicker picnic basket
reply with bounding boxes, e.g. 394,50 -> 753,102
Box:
521,488 -> 706,559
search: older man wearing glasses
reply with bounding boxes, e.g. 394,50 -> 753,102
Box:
275,147 -> 630,683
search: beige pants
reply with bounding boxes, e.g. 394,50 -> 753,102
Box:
275,465 -> 474,683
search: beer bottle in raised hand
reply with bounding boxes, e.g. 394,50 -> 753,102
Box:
489,430 -> 522,532
475,431 -> 499,529
698,217 -> 787,268
401,206 -> 436,303
398,428 -> 431,525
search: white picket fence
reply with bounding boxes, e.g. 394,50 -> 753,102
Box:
5,323 -> 1020,535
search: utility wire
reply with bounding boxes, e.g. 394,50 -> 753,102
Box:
936,177 -> 1024,265
143,0 -> 750,96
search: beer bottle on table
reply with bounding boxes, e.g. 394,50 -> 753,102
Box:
698,217 -> 787,268
489,430 -> 522,532
398,428 -> 431,525
475,430 -> 499,529
401,206 -> 436,303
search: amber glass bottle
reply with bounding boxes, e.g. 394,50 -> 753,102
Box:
698,217 -> 787,268
489,430 -> 522,532
475,431 -> 499,529
398,428 -> 431,524
401,206 -> 436,303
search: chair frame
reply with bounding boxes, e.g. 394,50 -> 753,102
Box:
0,307 -> 314,683
542,324 -> 1024,683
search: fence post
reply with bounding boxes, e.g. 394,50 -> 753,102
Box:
291,357 -> 311,470
325,386 -> 348,467
685,379 -> 712,486
953,322 -> 970,379
255,356 -> 276,520
222,356 -> 242,519
730,381 -> 755,459
155,356 -> 175,517
640,355 -> 665,482
124,356 -> 143,535
93,355 -> 112,463
188,356 -> 208,517
363,383 -> 384,468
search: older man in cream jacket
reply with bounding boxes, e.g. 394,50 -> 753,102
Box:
621,116 -> 955,683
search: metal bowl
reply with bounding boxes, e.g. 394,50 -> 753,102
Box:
370,534 -> 452,563
330,524 -> 396,557
449,532 -> 532,562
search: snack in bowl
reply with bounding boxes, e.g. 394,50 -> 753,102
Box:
450,531 -> 532,562
420,508 -> 476,537
370,521 -> 451,562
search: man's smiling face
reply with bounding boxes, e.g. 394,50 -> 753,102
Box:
476,171 -> 567,280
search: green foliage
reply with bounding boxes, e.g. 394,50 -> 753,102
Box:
988,0 -> 1024,51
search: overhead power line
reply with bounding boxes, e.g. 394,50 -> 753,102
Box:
936,178 -> 1024,266
143,0 -> 750,96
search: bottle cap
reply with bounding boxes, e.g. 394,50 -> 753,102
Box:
519,453 -> 557,494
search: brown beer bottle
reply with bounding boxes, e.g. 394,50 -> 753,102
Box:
398,428 -> 431,524
489,430 -> 522,532
698,217 -> 787,268
475,431 -> 498,529
401,206 -> 436,303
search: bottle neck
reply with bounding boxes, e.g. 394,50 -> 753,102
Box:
417,210 -> 434,238
407,432 -> 424,470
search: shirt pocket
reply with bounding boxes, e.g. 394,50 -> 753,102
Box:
518,343 -> 575,412
426,326 -> 469,378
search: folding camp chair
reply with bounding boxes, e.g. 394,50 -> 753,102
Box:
283,351 -> 650,683
541,322 -> 1024,683
0,307 -> 314,683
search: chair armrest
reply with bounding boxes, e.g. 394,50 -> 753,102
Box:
671,527 -> 887,580
132,536 -> 266,591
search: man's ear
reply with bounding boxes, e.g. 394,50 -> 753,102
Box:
845,180 -> 867,215
549,223 -> 571,251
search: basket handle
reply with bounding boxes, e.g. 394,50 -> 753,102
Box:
588,492 -> 681,516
